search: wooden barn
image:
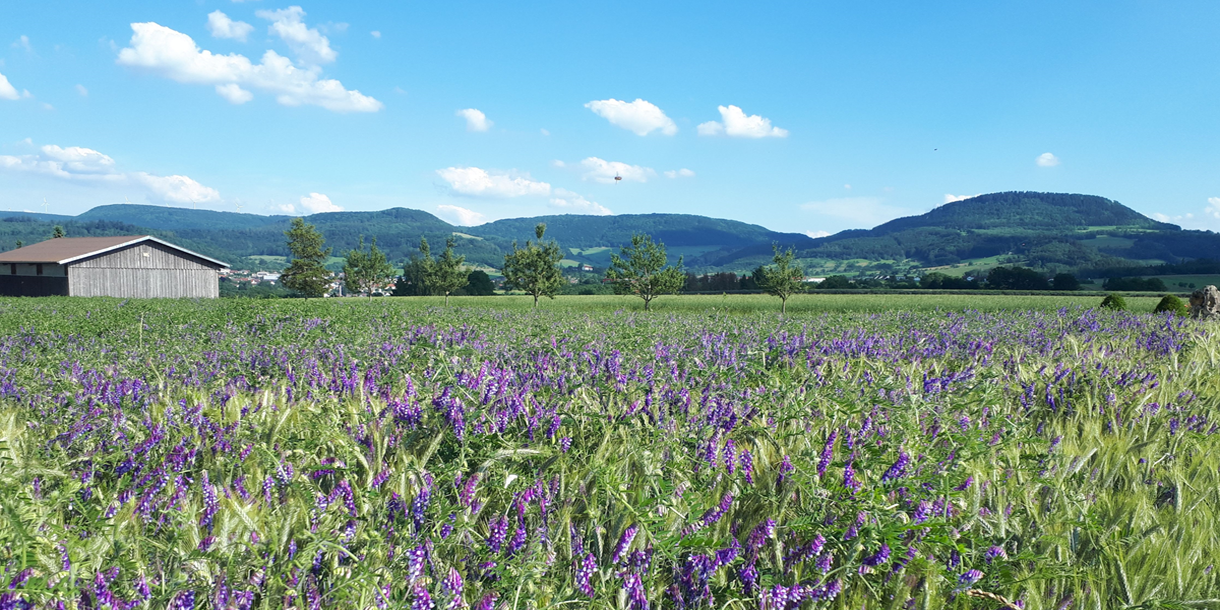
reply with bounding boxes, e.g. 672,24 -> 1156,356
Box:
0,235 -> 229,298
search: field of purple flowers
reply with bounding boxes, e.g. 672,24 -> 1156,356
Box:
1,298 -> 1217,609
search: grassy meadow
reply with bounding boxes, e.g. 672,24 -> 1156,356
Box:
0,295 -> 1216,609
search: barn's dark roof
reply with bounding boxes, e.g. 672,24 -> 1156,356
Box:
0,236 -> 229,268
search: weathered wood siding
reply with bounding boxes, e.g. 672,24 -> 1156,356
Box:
67,242 -> 220,298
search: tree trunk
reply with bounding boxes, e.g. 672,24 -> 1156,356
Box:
781,296 -> 787,314
533,293 -> 539,308
644,296 -> 651,311
445,292 -> 450,306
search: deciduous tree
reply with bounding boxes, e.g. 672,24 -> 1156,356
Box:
604,233 -> 684,311
758,244 -> 805,314
426,236 -> 469,305
502,223 -> 564,308
342,236 -> 394,299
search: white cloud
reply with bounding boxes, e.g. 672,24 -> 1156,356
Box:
456,108 -> 492,132
580,157 -> 655,184
1207,197 -> 1220,219
207,11 -> 254,42
117,22 -> 381,112
215,83 -> 254,104
800,197 -> 917,230
76,84 -> 88,97
584,98 -> 677,136
805,230 -> 831,239
299,192 -> 342,213
844,184 -> 852,190
540,128 -> 550,136
550,189 -> 612,215
664,168 -> 695,179
370,31 -> 381,39
255,6 -> 335,65
698,105 -> 788,138
436,166 -> 551,198
275,203 -> 297,214
132,172 -> 220,203
0,71 -> 27,100
12,36 -> 31,52
1036,152 -> 1059,167
550,159 -> 565,168
436,204 -> 486,226
40,145 -> 116,173
0,140 -> 220,204
943,193 -> 981,204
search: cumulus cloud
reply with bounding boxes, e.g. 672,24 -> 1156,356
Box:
0,71 -> 30,100
584,98 -> 677,136
436,167 -> 551,198
943,193 -> 981,204
117,21 -> 381,112
255,6 -> 335,65
456,108 -> 492,132
207,11 -> 254,41
215,83 -> 254,104
698,105 -> 788,138
550,189 -> 612,215
297,192 -> 342,213
800,197 -> 917,230
275,203 -> 297,214
0,140 -> 220,203
664,168 -> 695,179
579,157 -> 655,184
1036,152 -> 1059,167
40,145 -> 117,174
132,172 -> 221,203
805,230 -> 831,239
436,204 -> 486,226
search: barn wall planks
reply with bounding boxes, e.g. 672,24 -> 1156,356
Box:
67,242 -> 221,298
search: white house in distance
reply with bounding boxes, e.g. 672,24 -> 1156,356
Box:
0,235 -> 229,298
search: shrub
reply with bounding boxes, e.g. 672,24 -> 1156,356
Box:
1154,294 -> 1188,316
1100,293 -> 1128,310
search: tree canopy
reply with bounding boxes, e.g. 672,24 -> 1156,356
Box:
281,218 -> 332,299
342,236 -> 394,298
604,233 -> 685,311
757,244 -> 805,313
502,224 -> 564,308
426,236 -> 469,305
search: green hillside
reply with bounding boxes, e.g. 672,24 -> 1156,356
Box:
2,192 -> 1217,275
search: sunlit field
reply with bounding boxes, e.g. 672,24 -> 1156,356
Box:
1,296 -> 1216,609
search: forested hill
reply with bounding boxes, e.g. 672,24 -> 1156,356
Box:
772,192 -> 1218,272
0,204 -> 814,272
1,192 -> 1216,274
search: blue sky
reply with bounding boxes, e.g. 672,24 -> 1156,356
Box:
2,1 -> 1219,236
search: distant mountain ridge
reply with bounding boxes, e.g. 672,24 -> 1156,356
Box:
1,192 -> 1216,275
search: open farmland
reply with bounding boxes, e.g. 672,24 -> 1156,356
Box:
1,297 -> 1218,609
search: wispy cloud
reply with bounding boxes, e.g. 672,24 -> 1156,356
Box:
436,166 -> 551,198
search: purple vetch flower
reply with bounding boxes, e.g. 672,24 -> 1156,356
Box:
954,476 -> 974,491
817,431 -> 837,477
411,583 -> 435,610
460,474 -> 480,509
7,569 -> 32,590
777,455 -> 795,485
576,553 -> 597,597
881,451 -> 910,482
612,525 -> 639,564
739,450 -> 754,484
198,536 -> 216,552
171,590 -> 196,610
985,546 -> 1008,562
861,544 -> 890,568
892,546 -> 917,572
816,551 -> 833,573
371,469 -> 391,488
474,592 -> 498,610
958,569 -> 984,588
487,516 -> 509,553
560,437 -> 572,452
843,460 -> 861,494
912,500 -> 931,524
200,471 -> 219,532
622,572 -> 648,610
441,568 -> 464,609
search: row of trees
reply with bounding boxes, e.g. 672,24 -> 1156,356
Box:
280,218 -> 808,311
